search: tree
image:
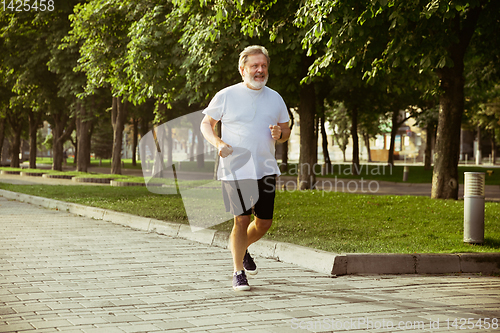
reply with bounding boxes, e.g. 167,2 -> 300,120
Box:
464,23 -> 500,165
126,100 -> 155,166
50,1 -> 98,172
126,0 -> 314,183
321,61 -> 390,174
1,10 -> 46,168
317,82 -> 332,171
466,85 -> 500,164
0,117 -> 5,163
92,112 -> 114,160
330,103 -> 350,163
297,0 -> 500,199
179,0 -> 319,189
359,105 -> 387,164
0,69 -> 13,165
0,3 -> 87,171
67,0 -> 143,174
415,105 -> 439,170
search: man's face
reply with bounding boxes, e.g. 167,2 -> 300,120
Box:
240,53 -> 269,90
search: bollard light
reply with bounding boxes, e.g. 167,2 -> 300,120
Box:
463,172 -> 485,244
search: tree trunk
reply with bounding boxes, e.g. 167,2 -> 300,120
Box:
76,101 -> 92,172
137,114 -> 150,162
52,117 -> 64,171
491,132 -> 497,165
280,109 -> 294,173
388,111 -> 398,166
0,117 -> 6,163
132,118 -> 138,166
52,112 -> 75,171
28,110 -> 42,169
424,123 -> 434,170
363,132 -> 372,163
431,67 -> 463,199
189,111 -> 205,169
166,125 -> 173,168
53,131 -> 63,171
351,107 -> 360,176
214,122 -> 221,180
6,111 -> 24,168
140,115 -> 149,137
475,126 -> 482,165
72,136 -> 78,166
87,123 -> 93,164
111,96 -> 128,174
190,130 -> 195,162
10,131 -> 21,168
297,54 -> 317,190
431,8 -> 481,199
320,106 -> 331,173
196,131 -> 205,169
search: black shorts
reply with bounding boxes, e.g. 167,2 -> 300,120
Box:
222,175 -> 276,219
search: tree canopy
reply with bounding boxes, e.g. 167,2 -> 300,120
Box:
0,0 -> 499,197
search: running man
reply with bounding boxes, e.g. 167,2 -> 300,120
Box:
200,45 -> 290,291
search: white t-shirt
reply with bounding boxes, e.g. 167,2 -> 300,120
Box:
203,82 -> 290,180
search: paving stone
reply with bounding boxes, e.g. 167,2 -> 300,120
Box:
118,323 -> 163,332
1,196 -> 500,333
1,322 -> 35,332
67,316 -> 109,326
29,318 -> 74,329
81,327 -> 126,333
154,320 -> 197,330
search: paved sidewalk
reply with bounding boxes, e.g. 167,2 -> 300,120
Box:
1,198 -> 500,332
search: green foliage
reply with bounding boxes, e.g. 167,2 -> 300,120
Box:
66,0 -> 138,97
126,3 -> 180,104
298,0 -> 457,78
1,0 -> 500,195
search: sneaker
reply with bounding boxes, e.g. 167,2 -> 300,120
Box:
243,250 -> 258,275
232,270 -> 251,291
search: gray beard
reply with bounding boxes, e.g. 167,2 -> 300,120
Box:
245,74 -> 268,90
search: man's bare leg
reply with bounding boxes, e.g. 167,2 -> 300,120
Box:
246,218 -> 272,248
230,215 -> 252,272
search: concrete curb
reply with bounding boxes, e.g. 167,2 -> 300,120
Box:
1,189 -> 499,276
110,180 -> 147,187
72,177 -> 116,184
42,174 -> 74,180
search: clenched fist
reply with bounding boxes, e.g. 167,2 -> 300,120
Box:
217,142 -> 233,158
269,124 -> 281,141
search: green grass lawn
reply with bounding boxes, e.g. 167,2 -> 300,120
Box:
33,158 -> 500,185
283,163 -> 500,185
34,157 -> 214,172
1,182 -> 498,254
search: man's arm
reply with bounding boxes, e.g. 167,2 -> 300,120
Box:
269,122 -> 291,143
200,114 -> 233,157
